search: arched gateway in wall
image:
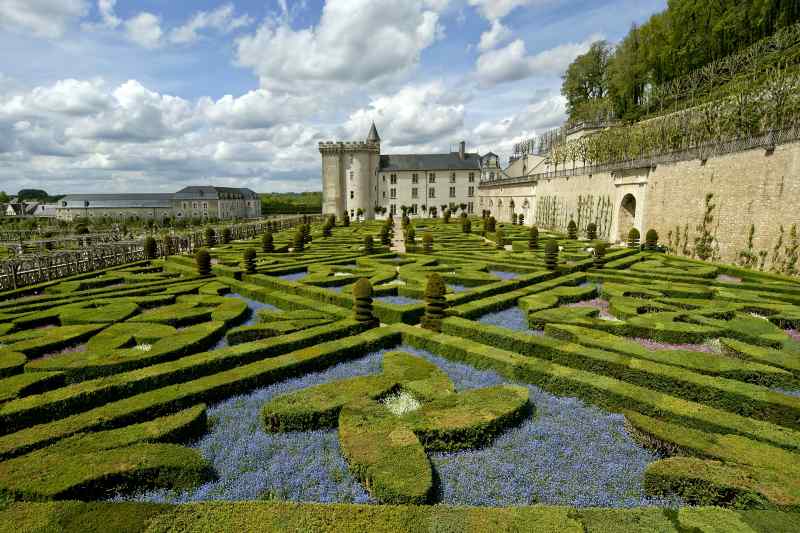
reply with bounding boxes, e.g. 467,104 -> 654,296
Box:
618,194 -> 636,241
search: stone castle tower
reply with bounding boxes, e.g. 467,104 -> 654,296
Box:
319,123 -> 381,220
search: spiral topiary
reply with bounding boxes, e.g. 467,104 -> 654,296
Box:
462,218 -> 471,234
645,229 -> 659,250
518,213 -> 524,225
242,248 -> 257,274
364,235 -> 374,253
195,248 -> 211,276
421,273 -> 447,332
143,236 -> 157,259
380,225 -> 391,246
352,278 -> 377,325
262,231 -> 274,253
221,227 -> 232,245
586,222 -> 597,240
544,240 -> 559,270
486,216 -> 496,233
528,226 -> 539,250
593,242 -> 607,269
343,211 -> 350,227
511,213 -> 518,225
293,228 -> 305,252
204,227 -> 216,247
423,232 -> 433,253
628,228 -> 640,249
495,228 -> 505,249
443,209 -> 451,224
567,219 -> 577,240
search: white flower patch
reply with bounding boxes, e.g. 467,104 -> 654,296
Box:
382,391 -> 421,417
749,312 -> 769,321
134,344 -> 152,353
558,246 -> 564,252
334,272 -> 352,277
586,247 -> 595,253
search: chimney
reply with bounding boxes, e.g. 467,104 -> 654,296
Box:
459,140 -> 466,160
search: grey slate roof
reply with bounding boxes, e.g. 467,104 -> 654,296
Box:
174,186 -> 259,200
59,194 -> 173,209
379,152 -> 482,172
367,122 -> 381,143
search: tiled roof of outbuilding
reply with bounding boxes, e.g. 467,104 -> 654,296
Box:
379,153 -> 482,172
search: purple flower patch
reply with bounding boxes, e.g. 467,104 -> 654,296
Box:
787,330 -> 800,342
478,307 -> 543,336
565,298 -> 617,320
629,337 -> 721,353
375,295 -> 421,305
715,274 -> 742,284
489,270 -> 518,280
278,271 -> 308,282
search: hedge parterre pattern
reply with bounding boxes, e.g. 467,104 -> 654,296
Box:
1,216 -> 799,530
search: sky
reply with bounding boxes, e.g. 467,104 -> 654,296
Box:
0,0 -> 667,195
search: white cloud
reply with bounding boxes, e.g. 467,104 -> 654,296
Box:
0,79 -> 110,117
344,81 -> 465,147
236,0 -> 445,90
124,12 -> 163,49
476,34 -> 600,86
199,89 -> 316,129
0,0 -> 89,38
468,0 -> 550,21
170,3 -> 253,45
98,0 -> 120,28
479,20 -> 512,51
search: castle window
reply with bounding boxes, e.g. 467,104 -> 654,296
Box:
350,191 -> 354,199
449,187 -> 456,198
382,175 -> 386,182
468,202 -> 474,214
411,188 -> 418,199
390,174 -> 397,184
428,173 -> 436,183
450,173 -> 456,183
411,204 -> 417,214
382,191 -> 386,199
412,174 -> 418,184
428,188 -> 436,198
390,188 -> 396,199
203,202 -> 208,209
469,173 -> 475,182
390,204 -> 397,215
468,186 -> 474,197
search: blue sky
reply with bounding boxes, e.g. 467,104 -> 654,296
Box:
0,0 -> 666,194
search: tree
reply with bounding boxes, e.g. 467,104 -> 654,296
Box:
628,228 -> 641,249
364,235 -> 374,253
0,191 -> 9,203
593,242 -> 608,269
293,228 -> 305,252
645,229 -> 659,250
561,40 -> 612,122
204,227 -> 216,247
529,226 -> 539,250
586,223 -> 598,240
242,248 -> 257,274
545,240 -> 559,270
405,225 -> 416,248
380,225 -> 391,246
195,249 -> 212,276
343,211 -> 350,227
423,232 -> 433,253
495,228 -> 505,250
486,216 -> 496,233
421,273 -> 447,332
567,219 -> 578,240
462,218 -> 472,234
221,227 -> 232,245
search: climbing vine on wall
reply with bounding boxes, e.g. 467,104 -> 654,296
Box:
536,195 -> 612,238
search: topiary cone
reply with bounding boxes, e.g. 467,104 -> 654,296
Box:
528,226 -> 539,250
143,236 -> 157,259
421,273 -> 447,332
586,222 -> 597,240
204,227 -> 216,247
495,228 -> 505,249
221,227 -> 232,244
645,229 -> 659,250
262,231 -> 274,253
462,218 -> 471,234
422,232 -> 433,253
567,219 -> 577,240
195,248 -> 212,276
593,242 -> 607,269
352,278 -> 377,325
628,228 -> 640,249
544,240 -> 559,270
293,229 -> 305,252
242,248 -> 257,274
405,226 -> 416,248
364,235 -> 374,253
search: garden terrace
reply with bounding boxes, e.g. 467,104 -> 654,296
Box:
0,217 -> 799,530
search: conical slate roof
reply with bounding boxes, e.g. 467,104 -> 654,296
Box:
366,122 -> 381,143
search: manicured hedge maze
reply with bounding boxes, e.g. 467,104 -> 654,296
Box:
0,217 -> 799,531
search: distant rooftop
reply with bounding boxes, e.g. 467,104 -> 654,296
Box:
379,153 -> 482,172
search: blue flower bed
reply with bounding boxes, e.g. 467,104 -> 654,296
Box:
477,306 -> 542,336
489,270 -> 518,280
773,388 -> 800,398
375,295 -> 421,305
448,284 -> 468,293
118,345 -> 676,508
278,271 -> 308,282
326,285 -> 345,293
212,294 -> 281,350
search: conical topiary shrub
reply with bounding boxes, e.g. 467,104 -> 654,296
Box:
528,226 -> 539,250
302,224 -> 312,244
364,235 -> 374,253
262,231 -> 274,253
242,248 -> 257,274
423,232 -> 433,253
486,216 -> 496,233
293,228 -> 305,252
443,209 -> 451,224
221,227 -> 232,245
405,226 -> 416,248
143,236 -> 157,259
204,227 -> 216,247
322,221 -> 332,237
343,211 -> 350,227
195,248 -> 211,276
586,222 -> 597,240
593,242 -> 607,269
380,225 -> 391,246
421,273 -> 447,332
462,218 -> 471,234
352,278 -> 377,325
645,229 -> 659,250
567,219 -> 577,240
544,240 -> 559,270
495,228 -> 505,249
628,228 -> 640,249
